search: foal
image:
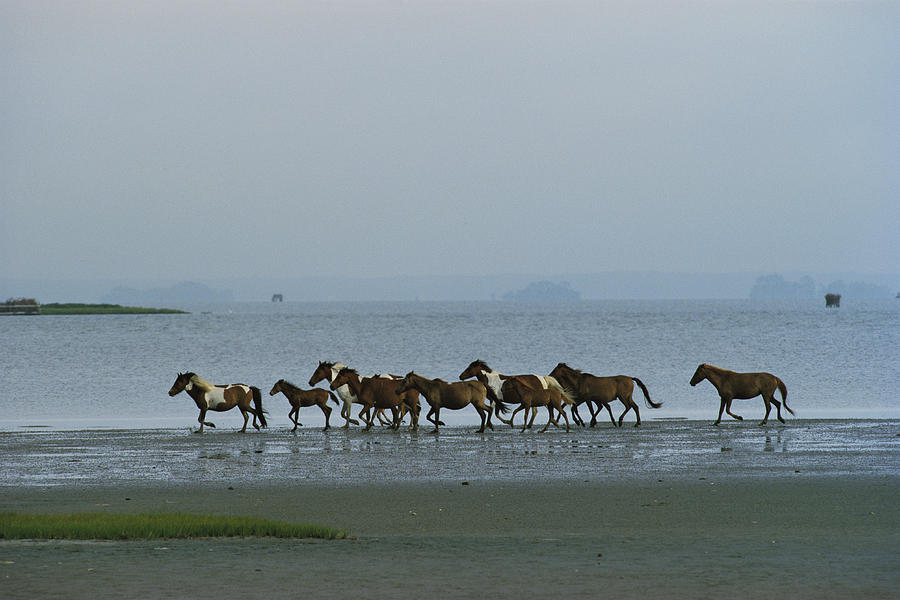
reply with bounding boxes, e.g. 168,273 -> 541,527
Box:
269,379 -> 339,431
502,377 -> 572,432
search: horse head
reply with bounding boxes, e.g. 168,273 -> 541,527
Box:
329,367 -> 357,391
308,361 -> 332,386
459,360 -> 490,381
689,364 -> 708,386
395,371 -> 418,395
269,379 -> 285,396
168,372 -> 194,396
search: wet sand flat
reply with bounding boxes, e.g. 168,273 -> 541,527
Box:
1,421 -> 898,599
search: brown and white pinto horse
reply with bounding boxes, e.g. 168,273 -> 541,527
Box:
690,363 -> 793,425
549,363 -> 661,427
270,379 -> 339,431
329,368 -> 420,431
396,372 -> 492,433
458,360 -> 564,426
168,372 -> 267,433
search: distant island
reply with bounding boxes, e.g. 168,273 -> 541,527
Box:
501,280 -> 581,302
2,298 -> 186,315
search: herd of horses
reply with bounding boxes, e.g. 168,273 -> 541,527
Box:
168,361 -> 794,434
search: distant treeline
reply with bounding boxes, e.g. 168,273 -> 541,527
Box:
41,303 -> 187,315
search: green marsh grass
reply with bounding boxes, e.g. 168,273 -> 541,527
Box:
0,513 -> 346,540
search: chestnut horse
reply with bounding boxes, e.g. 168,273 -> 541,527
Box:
459,360 -> 564,426
309,361 -> 360,428
690,363 -> 793,425
549,363 -> 661,427
309,361 -> 418,428
330,368 -> 420,431
396,372 -> 492,433
502,377 -> 572,432
168,372 -> 267,433
269,379 -> 339,431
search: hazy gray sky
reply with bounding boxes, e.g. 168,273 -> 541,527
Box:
3,1 -> 897,282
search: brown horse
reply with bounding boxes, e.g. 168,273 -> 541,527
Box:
329,368 -> 420,431
690,363 -> 793,425
269,379 -> 339,431
396,372 -> 492,433
309,361 -> 360,428
502,377 -> 572,433
168,372 -> 267,433
549,363 -> 661,427
309,361 -> 419,428
459,360 -> 559,425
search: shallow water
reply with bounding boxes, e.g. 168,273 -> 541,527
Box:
1,299 -> 898,430
2,420 -> 897,487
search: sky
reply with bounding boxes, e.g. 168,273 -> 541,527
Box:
2,0 -> 898,284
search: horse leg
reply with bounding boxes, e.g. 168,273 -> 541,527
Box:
508,406 -> 523,429
433,407 -> 442,433
760,396 -> 772,426
714,397 -> 729,425
196,408 -> 207,433
322,403 -> 332,431
770,398 -> 785,424
289,407 -> 299,432
724,398 -> 743,422
475,405 -> 488,433
240,409 -> 250,433
521,404 -> 533,432
571,403 -> 585,427
341,399 -> 359,429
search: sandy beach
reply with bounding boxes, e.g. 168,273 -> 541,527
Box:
1,422 -> 898,599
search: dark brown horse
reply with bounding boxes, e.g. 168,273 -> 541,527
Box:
549,363 -> 661,427
690,363 -> 793,425
502,377 -> 572,432
396,372 -> 493,433
329,368 -> 420,430
459,360 -> 557,425
168,372 -> 267,433
269,379 -> 339,431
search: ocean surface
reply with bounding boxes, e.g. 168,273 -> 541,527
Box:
1,299 -> 898,430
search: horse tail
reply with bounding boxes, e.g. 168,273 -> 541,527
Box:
632,377 -> 661,409
545,377 -> 576,406
328,391 -> 340,406
776,377 -> 793,415
252,386 -> 268,428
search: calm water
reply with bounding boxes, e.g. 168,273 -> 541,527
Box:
1,299 -> 898,430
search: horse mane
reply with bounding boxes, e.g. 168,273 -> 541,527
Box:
470,359 -> 492,372
189,373 -> 214,392
336,367 -> 357,376
279,380 -> 303,392
556,362 -> 583,375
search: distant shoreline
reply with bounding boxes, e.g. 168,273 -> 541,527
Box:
39,303 -> 187,315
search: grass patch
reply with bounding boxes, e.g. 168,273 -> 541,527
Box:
0,513 -> 346,540
40,303 -> 187,315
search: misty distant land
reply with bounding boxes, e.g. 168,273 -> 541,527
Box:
4,271 -> 897,305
